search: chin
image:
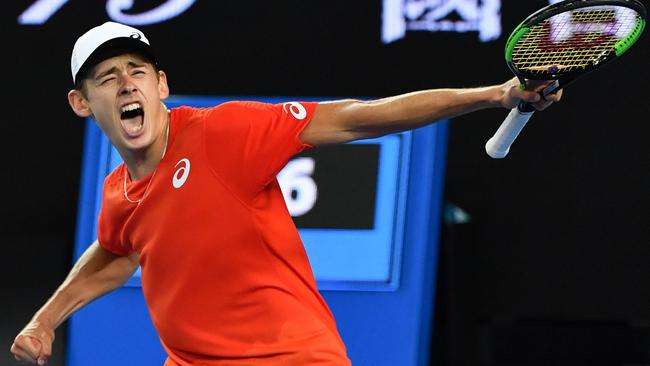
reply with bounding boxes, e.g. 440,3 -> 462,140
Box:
122,133 -> 154,152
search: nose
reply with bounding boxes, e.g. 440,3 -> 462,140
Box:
118,75 -> 137,96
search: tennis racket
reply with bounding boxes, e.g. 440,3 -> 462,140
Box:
485,0 -> 646,159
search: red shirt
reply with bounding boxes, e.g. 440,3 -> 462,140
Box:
97,101 -> 351,365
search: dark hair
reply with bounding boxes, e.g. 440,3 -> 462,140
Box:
73,47 -> 159,94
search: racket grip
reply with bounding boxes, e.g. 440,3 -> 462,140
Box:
485,104 -> 535,159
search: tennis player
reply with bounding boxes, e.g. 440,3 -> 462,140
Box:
11,22 -> 560,366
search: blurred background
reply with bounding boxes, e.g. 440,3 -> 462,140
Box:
2,0 -> 649,365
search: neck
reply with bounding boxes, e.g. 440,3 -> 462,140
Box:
123,109 -> 170,181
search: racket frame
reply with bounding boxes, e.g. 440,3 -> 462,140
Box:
486,0 -> 646,158
507,0 -> 647,89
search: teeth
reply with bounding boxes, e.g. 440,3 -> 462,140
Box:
121,103 -> 141,113
125,122 -> 143,133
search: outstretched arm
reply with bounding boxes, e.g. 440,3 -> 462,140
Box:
301,78 -> 561,146
10,241 -> 139,365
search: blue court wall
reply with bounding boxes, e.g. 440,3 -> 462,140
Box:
68,96 -> 448,366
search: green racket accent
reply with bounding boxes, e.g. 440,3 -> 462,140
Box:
615,17 -> 645,56
508,5 -> 645,78
505,26 -> 530,62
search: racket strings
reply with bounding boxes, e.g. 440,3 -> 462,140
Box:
512,6 -> 642,76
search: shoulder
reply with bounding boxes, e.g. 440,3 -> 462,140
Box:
99,164 -> 127,211
206,101 -> 318,125
205,101 -> 277,119
197,101 -> 279,135
171,101 -> 270,125
103,163 -> 126,191
174,101 -> 271,114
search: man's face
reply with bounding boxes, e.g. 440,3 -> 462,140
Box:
71,53 -> 169,154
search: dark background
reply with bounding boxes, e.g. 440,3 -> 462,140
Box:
293,144 -> 379,229
2,1 -> 649,365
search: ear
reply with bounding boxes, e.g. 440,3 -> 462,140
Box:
67,89 -> 93,118
157,70 -> 170,100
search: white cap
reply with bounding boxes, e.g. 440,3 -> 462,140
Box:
70,22 -> 156,83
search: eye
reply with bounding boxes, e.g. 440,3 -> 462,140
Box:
132,69 -> 146,76
100,77 -> 116,85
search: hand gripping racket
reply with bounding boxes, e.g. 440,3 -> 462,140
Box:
485,0 -> 646,159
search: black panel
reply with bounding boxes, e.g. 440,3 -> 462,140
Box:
292,144 -> 379,229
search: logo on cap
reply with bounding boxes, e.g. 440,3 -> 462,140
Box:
130,32 -> 142,40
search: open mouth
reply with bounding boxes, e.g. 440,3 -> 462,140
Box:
120,102 -> 145,137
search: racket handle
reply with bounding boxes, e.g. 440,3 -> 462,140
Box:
485,102 -> 535,159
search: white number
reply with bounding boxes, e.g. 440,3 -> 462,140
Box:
18,0 -> 196,25
18,0 -> 70,25
277,158 -> 318,217
106,0 -> 197,26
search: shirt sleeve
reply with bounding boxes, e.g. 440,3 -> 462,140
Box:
203,100 -> 317,198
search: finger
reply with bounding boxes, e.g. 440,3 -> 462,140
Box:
525,79 -> 547,90
39,338 -> 52,359
535,89 -> 563,110
544,89 -> 563,102
26,336 -> 46,364
15,353 -> 33,364
533,102 -> 551,111
11,341 -> 37,363
526,79 -> 556,91
534,97 -> 557,110
37,338 -> 52,365
16,335 -> 42,360
519,90 -> 541,104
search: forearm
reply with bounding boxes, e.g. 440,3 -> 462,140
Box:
348,86 -> 502,136
305,84 -> 505,145
31,241 -> 138,329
